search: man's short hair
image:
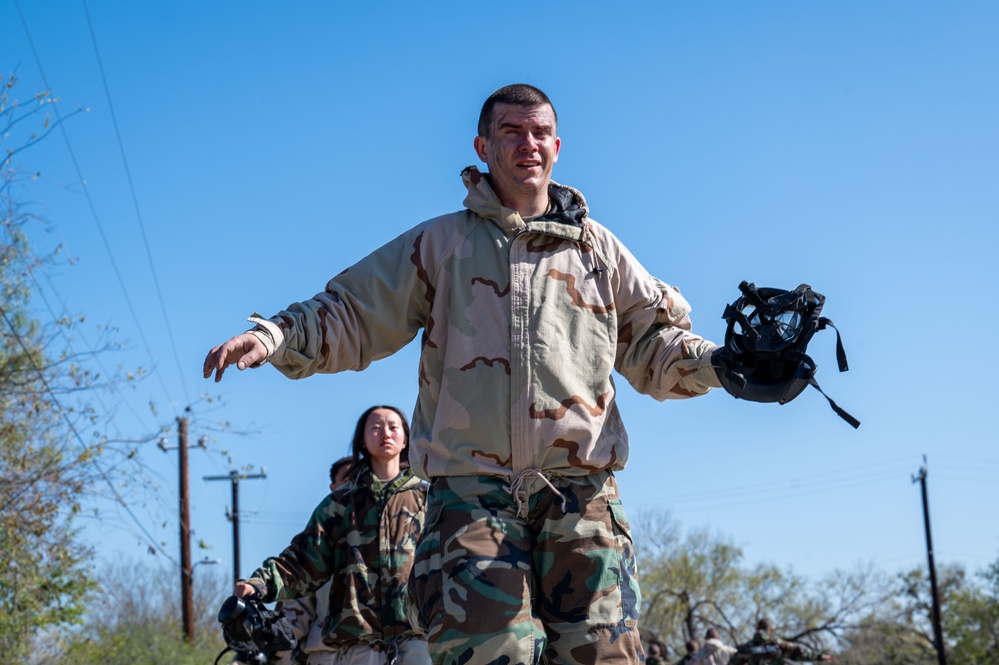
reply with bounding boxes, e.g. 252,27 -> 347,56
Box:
757,618 -> 773,632
329,456 -> 354,485
477,83 -> 557,138
705,628 -> 720,641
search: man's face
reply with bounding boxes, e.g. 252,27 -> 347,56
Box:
473,102 -> 560,206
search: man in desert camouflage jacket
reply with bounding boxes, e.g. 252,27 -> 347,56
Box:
205,84 -> 721,665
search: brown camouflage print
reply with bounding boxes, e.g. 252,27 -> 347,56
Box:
249,167 -> 718,481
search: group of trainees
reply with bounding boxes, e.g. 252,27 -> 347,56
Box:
233,405 -> 430,665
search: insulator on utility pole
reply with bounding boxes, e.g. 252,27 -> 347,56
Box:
204,467 -> 267,587
913,455 -> 947,665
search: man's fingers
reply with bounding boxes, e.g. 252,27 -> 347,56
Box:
203,339 -> 241,382
233,581 -> 255,598
204,334 -> 267,382
203,344 -> 224,379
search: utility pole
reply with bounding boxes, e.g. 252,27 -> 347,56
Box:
913,456 -> 947,665
204,468 -> 267,586
157,415 -> 206,642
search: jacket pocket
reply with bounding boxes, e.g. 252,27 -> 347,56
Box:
607,498 -> 633,544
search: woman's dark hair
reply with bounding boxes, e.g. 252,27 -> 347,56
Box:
350,405 -> 410,471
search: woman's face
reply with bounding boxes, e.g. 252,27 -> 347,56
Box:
362,408 -> 407,463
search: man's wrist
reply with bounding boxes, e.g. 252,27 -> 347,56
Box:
246,313 -> 285,362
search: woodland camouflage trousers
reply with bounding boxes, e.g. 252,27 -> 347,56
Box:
407,470 -> 645,665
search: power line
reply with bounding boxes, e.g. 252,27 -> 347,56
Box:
26,251 -> 159,434
8,6 -> 191,563
932,453 -> 999,466
633,456 -> 915,510
204,468 -> 268,586
80,0 -> 192,408
653,469 -> 907,515
13,0 -> 188,415
0,299 -> 176,566
640,458 -> 916,502
930,472 -> 999,487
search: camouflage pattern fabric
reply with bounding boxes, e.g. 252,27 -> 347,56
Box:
274,578 -> 332,664
293,638 -> 431,665
729,631 -> 826,665
246,467 -> 427,649
248,166 -> 718,482
407,471 -> 642,665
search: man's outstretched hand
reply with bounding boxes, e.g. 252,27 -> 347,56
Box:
203,333 -> 268,382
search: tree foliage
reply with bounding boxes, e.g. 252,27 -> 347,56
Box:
635,508 -> 999,665
635,510 -> 897,659
857,560 -> 999,665
53,561 -> 230,665
0,73 -> 159,661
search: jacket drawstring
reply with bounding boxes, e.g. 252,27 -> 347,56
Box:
385,637 -> 400,665
503,469 -> 567,519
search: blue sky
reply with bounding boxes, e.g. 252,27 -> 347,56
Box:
4,1 -> 998,590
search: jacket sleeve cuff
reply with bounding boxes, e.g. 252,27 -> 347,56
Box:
246,313 -> 286,363
676,341 -> 723,393
240,576 -> 269,600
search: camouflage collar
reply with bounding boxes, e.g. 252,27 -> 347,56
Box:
460,165 -> 590,237
356,466 -> 422,495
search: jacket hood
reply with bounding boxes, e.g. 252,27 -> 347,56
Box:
460,165 -> 589,234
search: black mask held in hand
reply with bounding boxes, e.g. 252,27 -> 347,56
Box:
215,593 -> 297,665
712,281 -> 860,429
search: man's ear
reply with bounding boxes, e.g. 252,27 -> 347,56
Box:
473,135 -> 489,163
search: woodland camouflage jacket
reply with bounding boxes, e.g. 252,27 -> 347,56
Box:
246,468 -> 427,647
250,166 -> 719,479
